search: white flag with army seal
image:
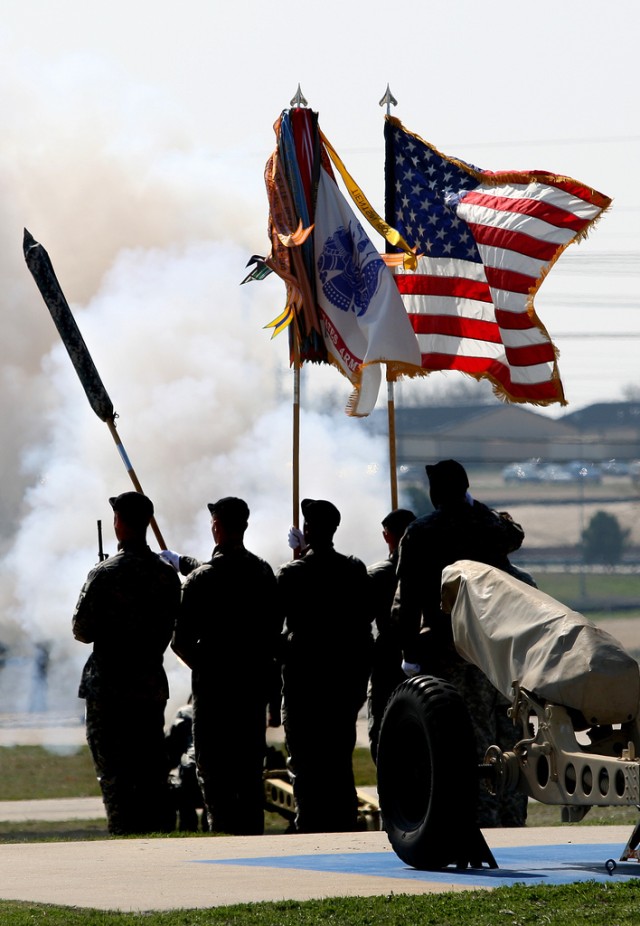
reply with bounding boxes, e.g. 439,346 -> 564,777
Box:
313,167 -> 422,417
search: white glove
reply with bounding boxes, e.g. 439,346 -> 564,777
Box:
401,659 -> 422,678
160,550 -> 181,571
287,526 -> 306,551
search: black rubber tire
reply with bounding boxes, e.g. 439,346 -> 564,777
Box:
376,674 -> 478,869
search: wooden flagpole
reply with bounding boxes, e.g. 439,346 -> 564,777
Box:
379,85 -> 400,510
289,85 -> 307,547
386,374 -> 399,510
292,335 -> 301,531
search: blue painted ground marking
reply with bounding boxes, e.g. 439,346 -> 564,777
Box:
198,845 -> 640,887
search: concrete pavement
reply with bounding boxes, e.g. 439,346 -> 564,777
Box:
0,796 -> 105,822
1,755 -> 640,911
1,787 -> 639,911
3,659 -> 640,913
0,825 -> 639,911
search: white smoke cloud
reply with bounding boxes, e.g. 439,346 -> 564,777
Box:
0,45 -> 394,723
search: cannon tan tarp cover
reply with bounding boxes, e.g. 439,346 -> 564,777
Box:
441,560 -> 640,725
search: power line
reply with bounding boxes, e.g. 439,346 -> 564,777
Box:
552,333 -> 640,339
342,135 -> 640,156
447,134 -> 640,149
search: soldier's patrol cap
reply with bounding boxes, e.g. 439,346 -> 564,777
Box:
301,498 -> 341,531
207,496 -> 250,527
109,491 -> 154,524
425,459 -> 469,497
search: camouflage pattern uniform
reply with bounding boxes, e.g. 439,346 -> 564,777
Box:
448,662 -> 528,827
72,540 -> 181,835
165,701 -> 207,832
277,547 -> 373,833
393,494 -> 529,827
172,543 -> 282,835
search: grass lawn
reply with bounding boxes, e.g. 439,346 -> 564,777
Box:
534,571 -> 640,604
0,743 -> 376,804
1,881 -> 640,924
0,745 -> 100,801
1,743 -> 639,837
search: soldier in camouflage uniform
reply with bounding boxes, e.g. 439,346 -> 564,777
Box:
172,497 -> 282,836
278,499 -> 373,833
447,662 -> 527,826
367,508 -> 416,763
165,699 -> 207,832
72,492 -> 181,835
392,460 -> 530,827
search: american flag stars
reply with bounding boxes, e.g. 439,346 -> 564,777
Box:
391,128 -> 478,262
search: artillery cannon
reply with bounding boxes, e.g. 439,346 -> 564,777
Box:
263,746 -> 382,831
376,559 -> 640,870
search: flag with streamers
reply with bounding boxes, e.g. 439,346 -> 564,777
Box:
384,115 -> 612,406
255,108 -> 422,416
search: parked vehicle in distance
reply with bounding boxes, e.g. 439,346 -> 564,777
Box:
564,460 -> 602,483
502,459 -> 603,484
601,459 -> 631,476
501,461 -> 543,483
538,463 -> 573,482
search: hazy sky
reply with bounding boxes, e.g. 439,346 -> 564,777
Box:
0,0 -> 638,715
3,0 -> 638,409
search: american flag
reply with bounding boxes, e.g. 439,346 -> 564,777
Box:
384,116 -> 612,405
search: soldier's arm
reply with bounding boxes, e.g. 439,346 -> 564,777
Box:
158,568 -> 183,651
367,560 -> 396,633
160,551 -> 203,576
391,531 -> 423,664
263,563 -> 285,653
178,555 -> 203,577
264,567 -> 285,728
474,501 -> 525,554
171,574 -> 202,669
496,510 -> 525,553
71,568 -> 102,643
274,561 -> 298,631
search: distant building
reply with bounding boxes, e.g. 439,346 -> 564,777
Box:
363,401 -> 640,469
561,403 -> 640,462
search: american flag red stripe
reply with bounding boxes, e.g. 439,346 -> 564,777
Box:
420,352 -> 563,403
468,224 -> 558,262
398,274 -> 492,302
461,190 -> 590,232
385,116 -> 612,406
527,173 -> 612,209
483,266 -> 539,295
494,308 -> 544,331
412,314 -> 501,341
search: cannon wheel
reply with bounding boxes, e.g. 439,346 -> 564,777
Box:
376,675 -> 478,869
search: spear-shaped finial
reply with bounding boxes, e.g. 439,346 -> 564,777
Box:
379,84 -> 398,116
23,228 -> 168,550
290,84 -> 308,108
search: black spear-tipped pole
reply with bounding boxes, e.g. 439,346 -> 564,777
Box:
23,229 -> 115,422
23,229 -> 167,550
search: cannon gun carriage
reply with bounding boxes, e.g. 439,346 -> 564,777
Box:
376,560 -> 640,870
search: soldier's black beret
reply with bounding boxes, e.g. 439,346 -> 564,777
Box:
207,496 -> 250,526
301,498 -> 341,531
109,491 -> 154,524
